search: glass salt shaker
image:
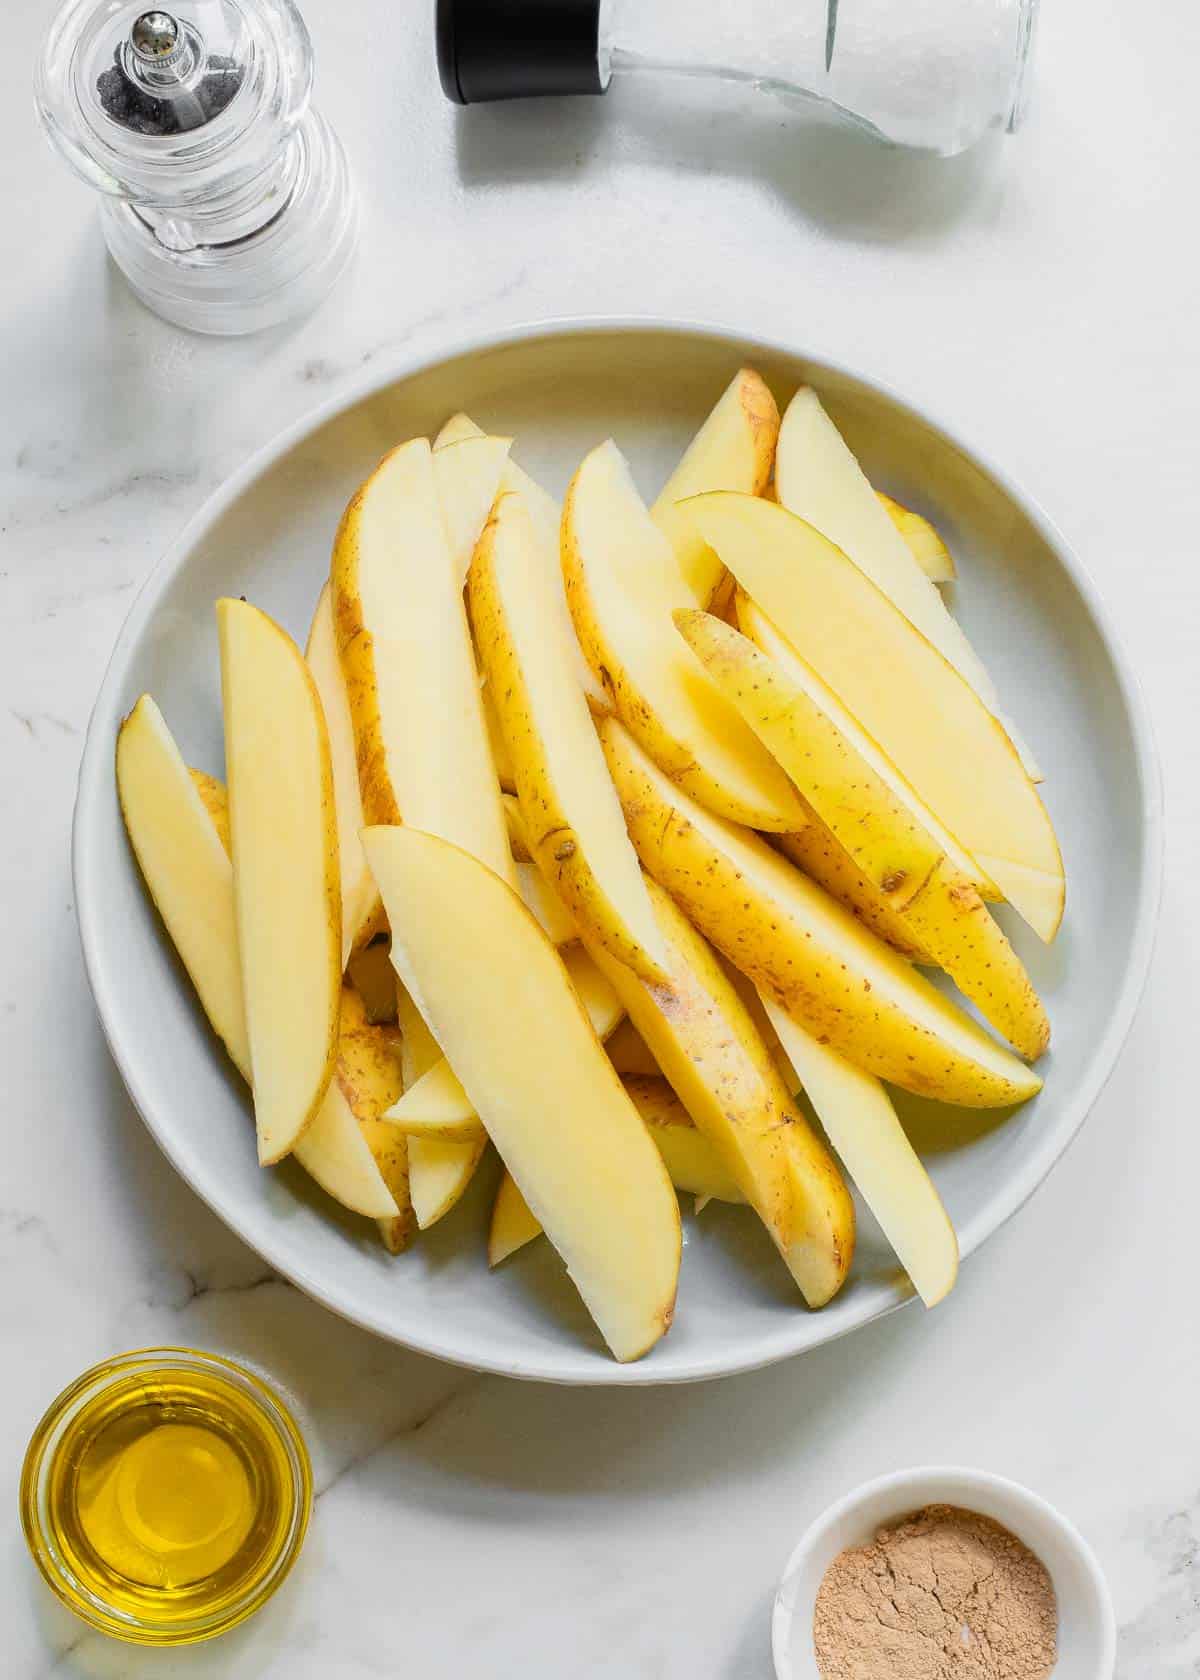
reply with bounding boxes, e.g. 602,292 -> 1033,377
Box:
437,0 -> 1039,158
36,0 -> 358,334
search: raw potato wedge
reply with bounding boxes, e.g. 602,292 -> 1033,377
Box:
877,492 -> 956,583
776,394 -> 1046,784
763,1000 -> 958,1308
431,433 -> 512,581
469,488 -> 669,981
386,947 -> 623,1141
489,1075 -> 747,1265
583,873 -> 854,1308
600,718 -> 1043,1108
295,987 -> 406,1222
624,1075 -> 747,1204
189,768 -> 230,851
687,493 -> 1065,941
363,826 -> 681,1362
489,1168 -> 545,1267
306,583 -> 383,965
562,440 -> 808,832
120,715 -> 398,1219
776,826 -> 927,959
677,609 -> 1049,1060
396,981 -> 486,1230
197,768 -> 402,1223
775,388 -> 997,705
331,437 -> 515,888
650,368 -> 780,605
119,698 -> 250,1079
483,682 -> 516,793
605,1017 -> 662,1077
217,599 -> 340,1164
345,940 -> 398,1024
437,412 -> 609,712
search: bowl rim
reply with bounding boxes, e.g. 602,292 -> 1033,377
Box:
72,313 -> 1164,1385
770,1462 -> 1117,1679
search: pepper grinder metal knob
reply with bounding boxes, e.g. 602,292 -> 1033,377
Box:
36,0 -> 358,335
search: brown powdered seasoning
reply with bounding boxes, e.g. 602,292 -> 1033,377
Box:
813,1504 -> 1057,1680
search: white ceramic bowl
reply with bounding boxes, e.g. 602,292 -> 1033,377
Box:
73,318 -> 1161,1384
772,1465 -> 1116,1680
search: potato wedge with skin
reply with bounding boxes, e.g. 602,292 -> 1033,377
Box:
600,718 -> 1043,1108
483,682 -> 516,793
583,873 -> 853,1308
217,599 -> 340,1164
775,827 -> 927,959
306,583 -> 383,965
437,412 -> 609,713
877,492 -> 956,584
650,368 -> 780,605
198,771 -> 403,1224
295,987 -> 406,1222
775,388 -> 997,706
431,433 -> 512,582
189,768 -> 230,852
562,439 -> 807,833
119,698 -> 249,1079
763,1000 -> 958,1308
331,437 -> 514,888
677,609 -> 1049,1060
386,947 -> 623,1141
489,1075 -> 748,1266
687,492 -> 1065,941
364,826 -> 680,1363
120,716 -> 398,1219
470,488 -> 669,982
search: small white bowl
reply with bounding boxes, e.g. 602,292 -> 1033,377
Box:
772,1466 -> 1115,1680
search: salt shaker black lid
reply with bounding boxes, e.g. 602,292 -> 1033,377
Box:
436,0 -> 607,104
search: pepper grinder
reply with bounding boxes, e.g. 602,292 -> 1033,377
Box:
36,0 -> 358,335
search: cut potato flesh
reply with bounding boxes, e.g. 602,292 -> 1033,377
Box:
331,437 -> 514,888
437,412 -> 608,712
306,583 -> 382,965
395,980 -> 481,1230
364,826 -> 680,1362
562,440 -> 807,832
600,717 -> 1043,1108
650,368 -> 779,606
678,608 -> 1049,1061
118,699 -> 250,1081
217,599 -> 341,1164
876,492 -> 956,584
344,941 -> 398,1024
488,1168 -> 546,1267
489,1074 -> 748,1265
775,388 -> 997,706
385,946 -> 623,1140
687,492 -> 1065,942
431,433 -> 511,582
470,488 -> 669,981
119,711 -> 397,1218
763,1001 -> 959,1309
583,872 -> 854,1308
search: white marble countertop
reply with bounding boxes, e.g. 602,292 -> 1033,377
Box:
3,0 -> 1198,1673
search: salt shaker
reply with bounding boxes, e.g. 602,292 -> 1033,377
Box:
36,0 -> 358,334
438,0 -> 1039,157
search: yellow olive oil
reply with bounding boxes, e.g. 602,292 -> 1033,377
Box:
22,1350 -> 310,1645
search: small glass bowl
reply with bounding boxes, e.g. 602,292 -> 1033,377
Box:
20,1347 -> 312,1646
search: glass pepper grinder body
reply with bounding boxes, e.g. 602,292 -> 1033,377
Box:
440,0 -> 1039,157
37,0 -> 358,334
